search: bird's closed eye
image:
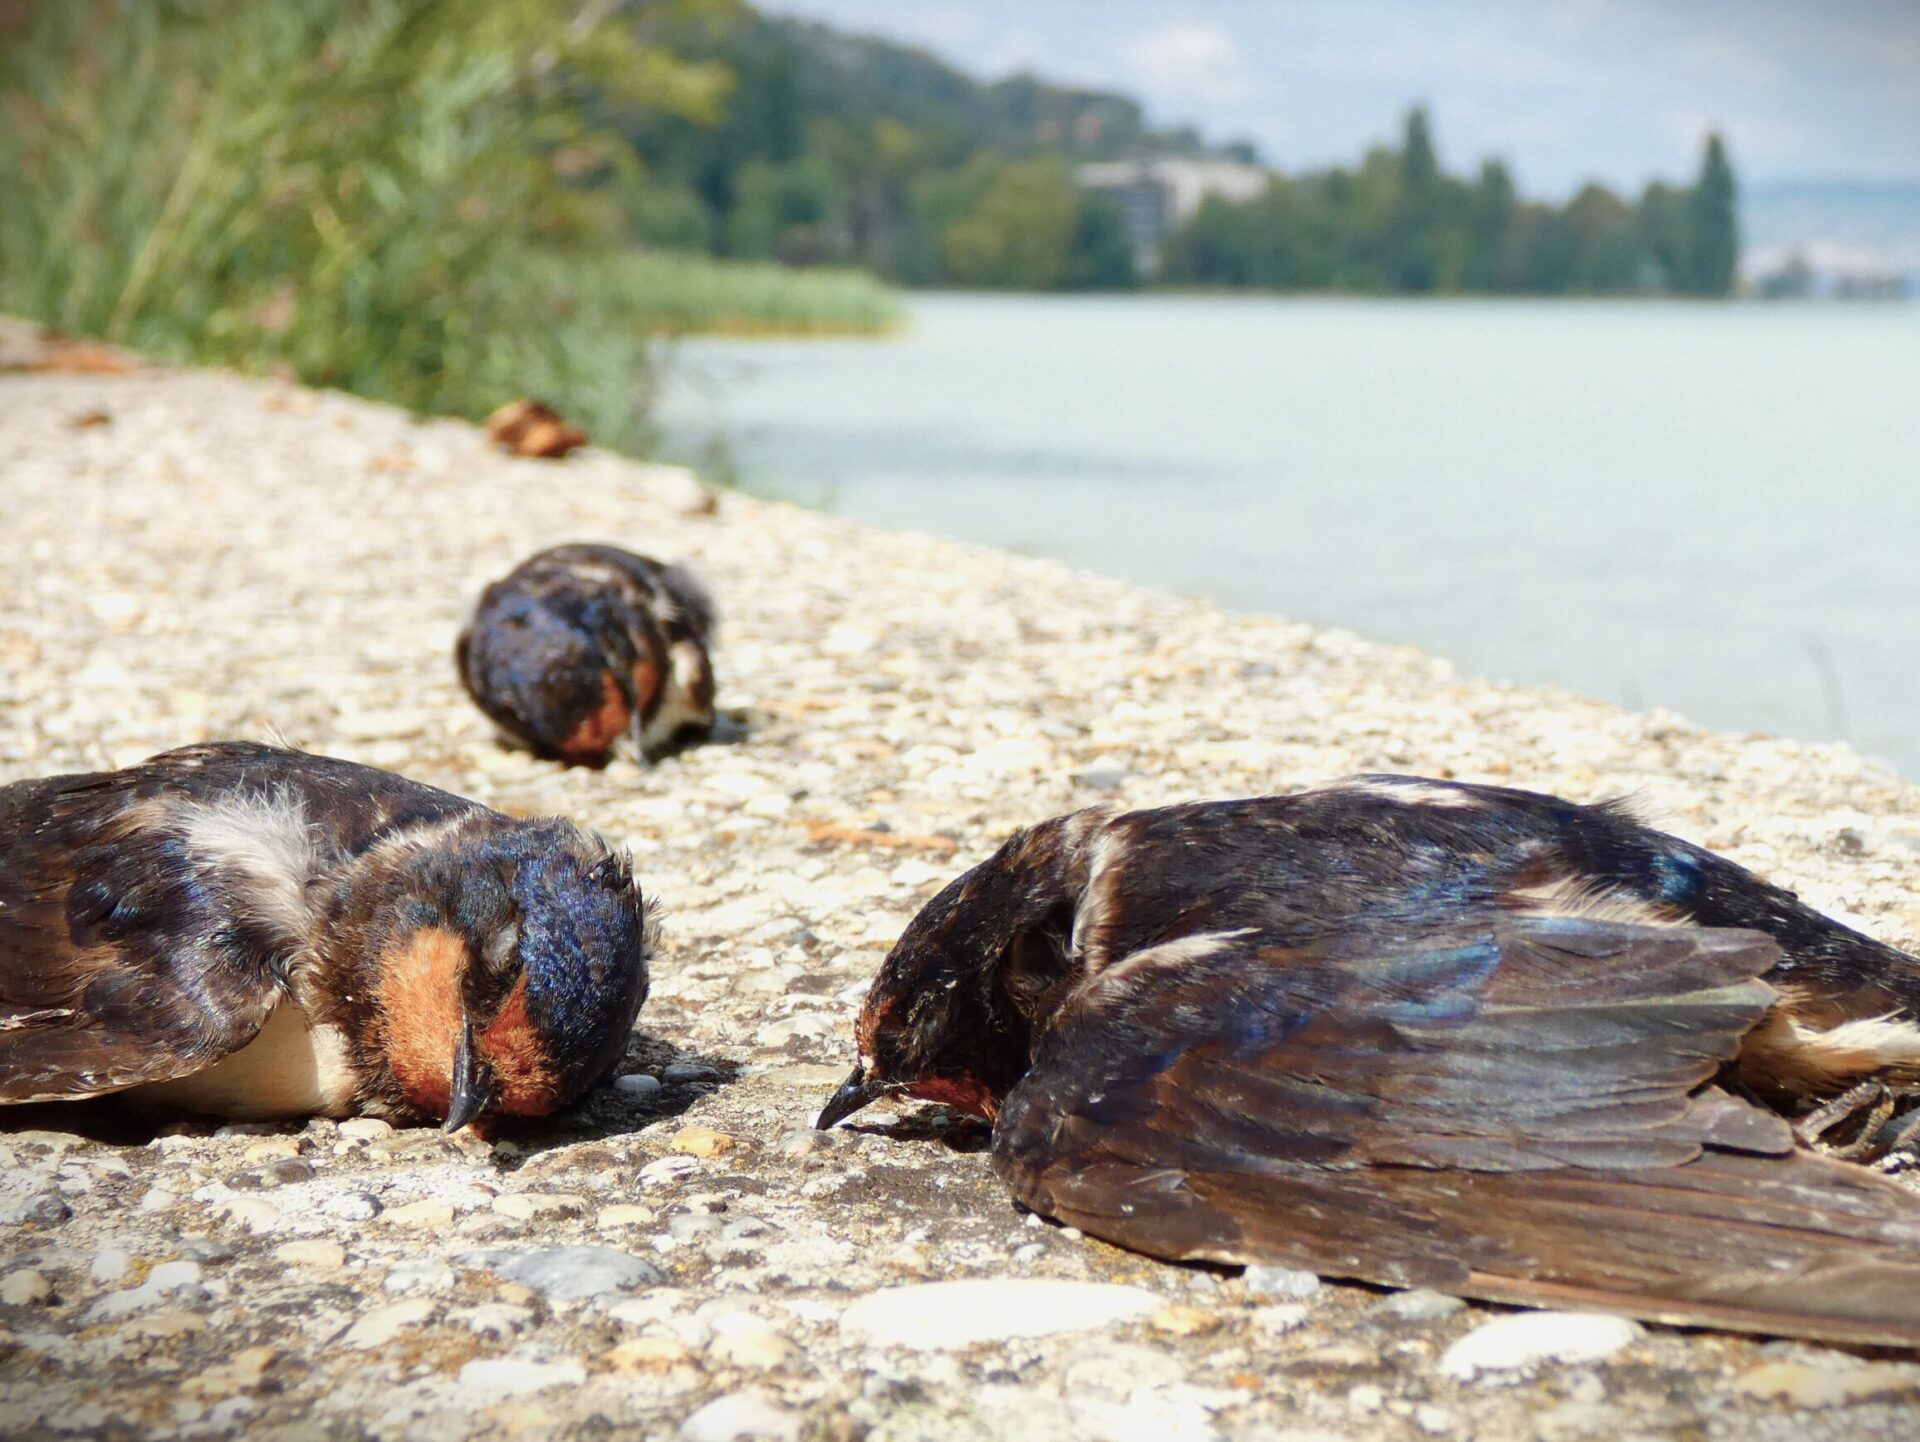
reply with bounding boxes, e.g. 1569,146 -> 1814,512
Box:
482,920 -> 520,974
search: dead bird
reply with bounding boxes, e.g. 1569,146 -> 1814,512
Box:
456,543 -> 717,768
0,741 -> 651,1129
818,774 -> 1920,1347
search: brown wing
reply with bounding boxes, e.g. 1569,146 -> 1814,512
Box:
0,742 -> 476,1103
993,915 -> 1920,1347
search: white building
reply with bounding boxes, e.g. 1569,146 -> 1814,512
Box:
1075,158 -> 1271,275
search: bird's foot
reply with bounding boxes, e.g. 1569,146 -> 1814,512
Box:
1795,1080 -> 1920,1162
1796,1080 -> 1898,1158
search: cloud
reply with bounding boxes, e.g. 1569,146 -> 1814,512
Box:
1120,21 -> 1252,101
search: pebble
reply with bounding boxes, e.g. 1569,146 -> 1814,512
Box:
1379,1289 -> 1467,1322
182,1346 -> 276,1400
607,1335 -> 694,1373
1733,1361 -> 1920,1408
225,1158 -> 315,1190
662,1062 -> 720,1085
454,1358 -> 586,1404
469,1246 -> 665,1302
671,1127 -> 739,1159
615,1074 -> 664,1099
639,1156 -> 699,1186
1149,1304 -> 1224,1337
274,1241 -> 347,1270
708,1327 -> 798,1369
90,1248 -> 132,1284
1060,1341 -> 1186,1396
337,1118 -> 394,1142
322,1192 -> 383,1221
667,1214 -> 724,1242
840,1279 -> 1162,1350
1347,1384 -> 1386,1413
242,1137 -> 304,1163
384,1199 -> 456,1228
1438,1312 -> 1642,1380
596,1204 -> 658,1229
211,1197 -> 280,1231
1,1191 -> 71,1226
122,1308 -> 208,1339
1243,1266 -> 1322,1301
340,1298 -> 437,1348
382,1258 -> 456,1294
88,1260 -> 206,1320
679,1389 -> 802,1442
0,1269 -> 53,1306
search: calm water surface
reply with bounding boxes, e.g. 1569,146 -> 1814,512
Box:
655,295 -> 1920,778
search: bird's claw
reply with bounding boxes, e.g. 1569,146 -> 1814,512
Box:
1795,1080 -> 1920,1161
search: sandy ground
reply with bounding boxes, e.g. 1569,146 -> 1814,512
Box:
3,334 -> 1920,1440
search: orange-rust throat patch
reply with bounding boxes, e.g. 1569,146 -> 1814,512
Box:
478,975 -> 561,1115
376,925 -> 466,1116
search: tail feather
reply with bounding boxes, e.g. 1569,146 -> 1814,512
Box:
1018,1144 -> 1920,1348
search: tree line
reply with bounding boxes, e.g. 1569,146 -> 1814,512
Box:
1166,111 -> 1738,297
615,11 -> 1740,297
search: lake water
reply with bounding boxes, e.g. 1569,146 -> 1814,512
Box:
654,294 -> 1920,779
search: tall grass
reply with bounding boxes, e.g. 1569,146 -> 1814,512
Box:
599,250 -> 901,336
0,2 -> 895,455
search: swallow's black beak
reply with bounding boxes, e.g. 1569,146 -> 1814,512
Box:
444,1016 -> 497,1133
816,1063 -> 886,1130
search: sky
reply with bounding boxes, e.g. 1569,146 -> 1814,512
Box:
753,0 -> 1920,198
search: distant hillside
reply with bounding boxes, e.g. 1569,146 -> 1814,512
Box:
657,12 -> 1230,169
614,6 -> 1737,296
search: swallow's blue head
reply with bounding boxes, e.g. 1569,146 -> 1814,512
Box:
371,816 -> 651,1128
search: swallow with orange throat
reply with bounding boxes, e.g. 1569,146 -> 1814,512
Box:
0,741 -> 651,1130
457,543 -> 717,768
819,774 -> 1920,1347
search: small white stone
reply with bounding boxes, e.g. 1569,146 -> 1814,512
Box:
680,1389 -> 802,1442
382,1259 -> 456,1294
337,1118 -> 394,1142
323,1192 -> 382,1221
616,1074 -> 663,1099
212,1197 -> 279,1232
90,1249 -> 132,1284
1381,1288 -> 1466,1322
1438,1312 -> 1641,1380
340,1298 -> 437,1348
0,1270 -> 52,1306
639,1156 -> 700,1186
1243,1266 -> 1321,1300
1250,1303 -> 1309,1334
148,1260 -> 203,1291
708,1327 -> 797,1370
840,1279 -> 1161,1351
454,1358 -> 586,1404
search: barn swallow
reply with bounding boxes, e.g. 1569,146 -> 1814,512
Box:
456,543 -> 717,768
0,741 -> 651,1129
819,774 -> 1920,1346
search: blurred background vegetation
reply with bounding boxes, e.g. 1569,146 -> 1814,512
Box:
0,1 -> 1740,457
0,0 -> 895,453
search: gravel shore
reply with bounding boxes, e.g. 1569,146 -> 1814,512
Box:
4,335 -> 1920,1440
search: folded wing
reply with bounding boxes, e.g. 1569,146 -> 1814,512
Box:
994,915 -> 1920,1346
